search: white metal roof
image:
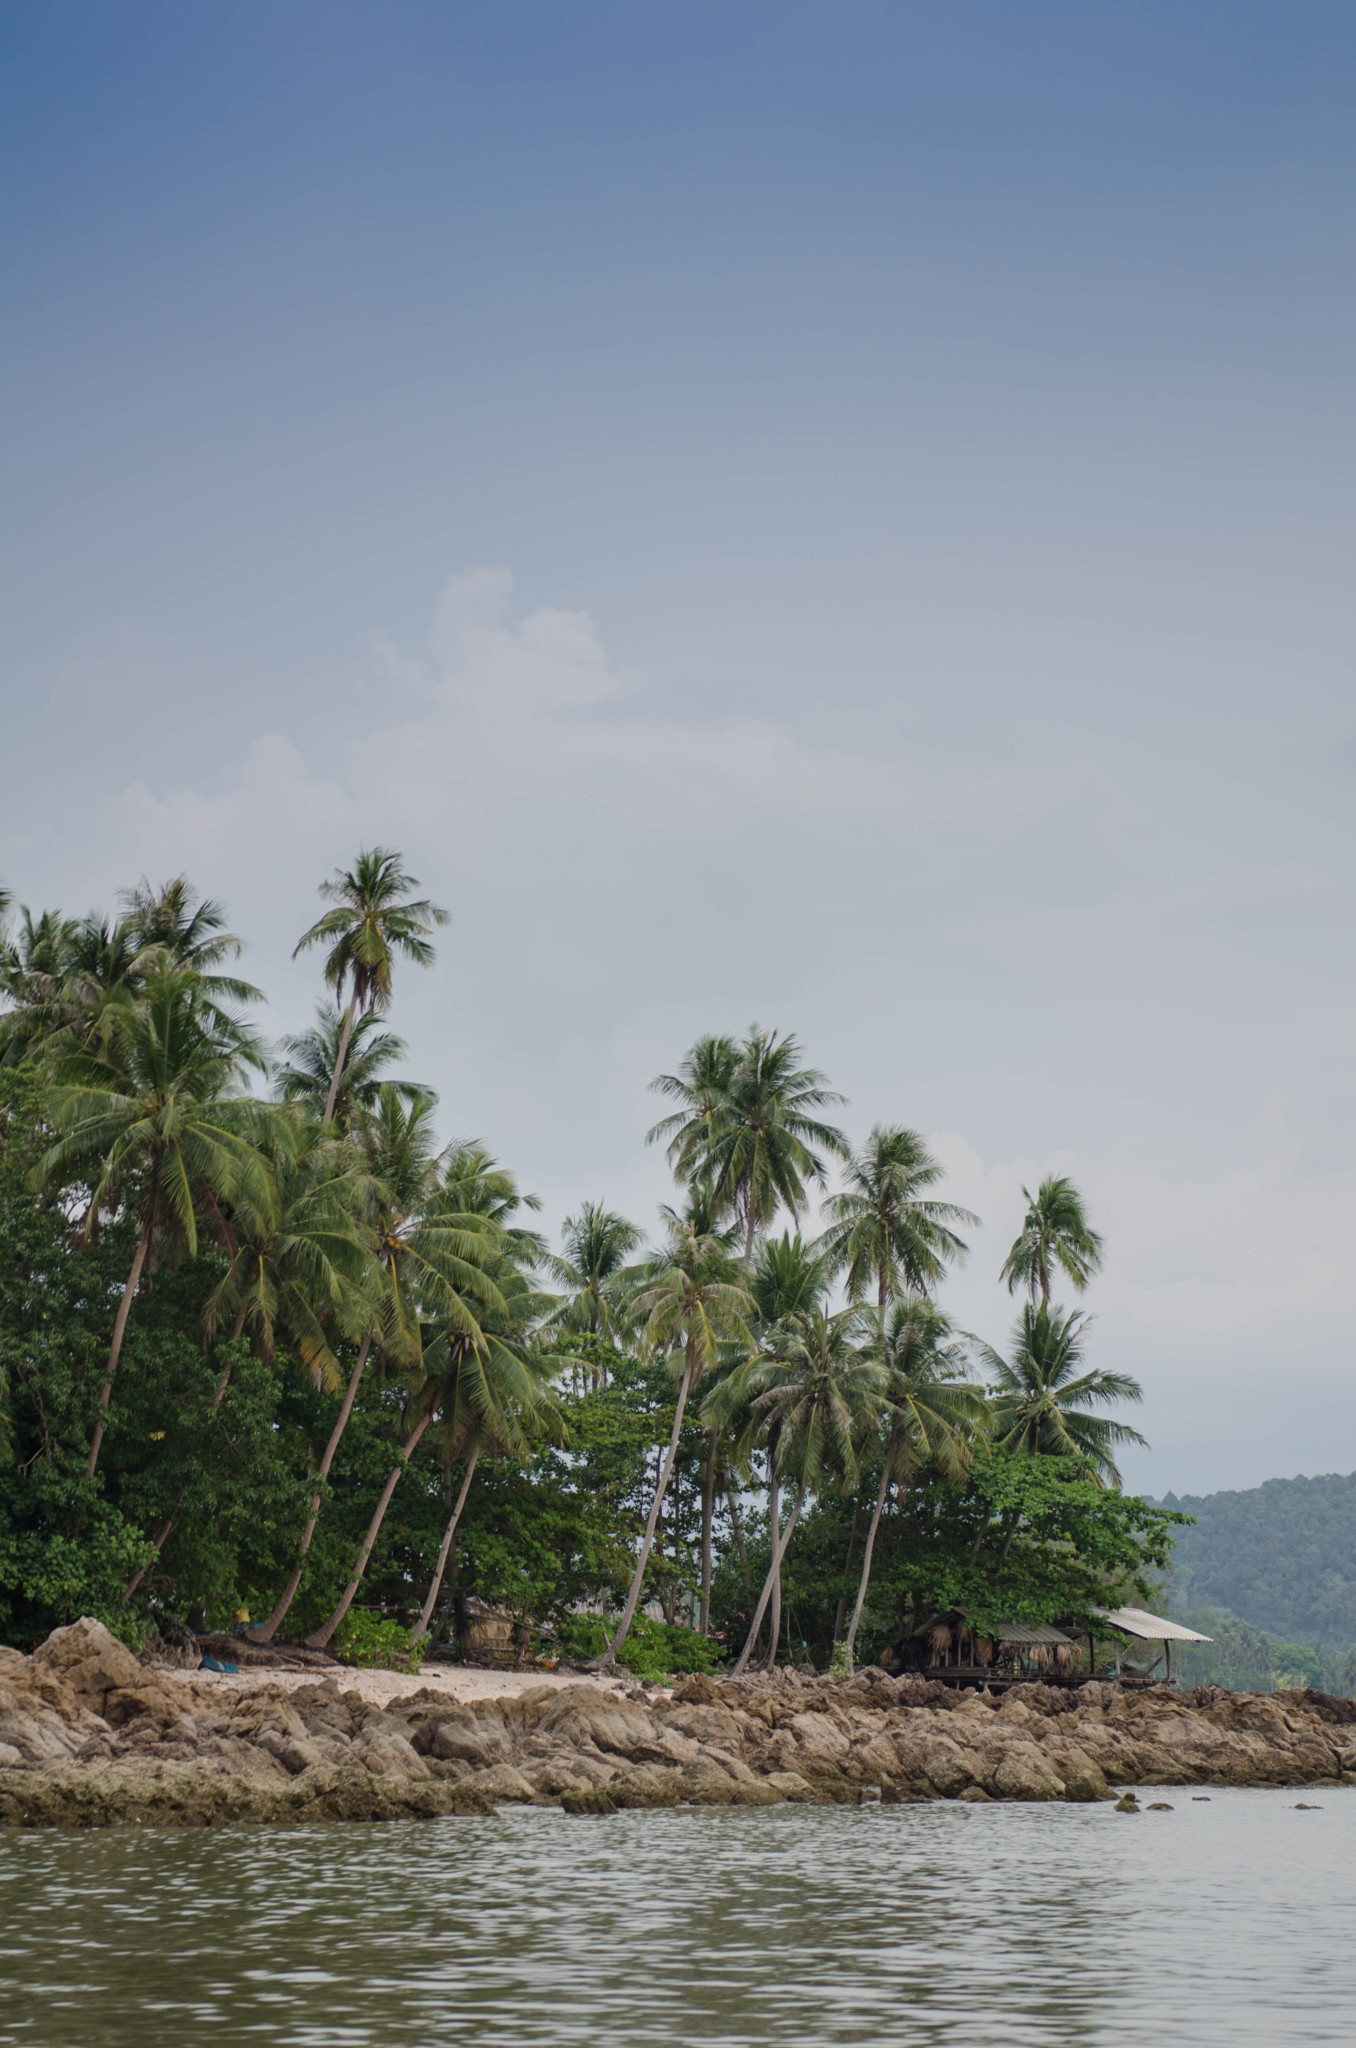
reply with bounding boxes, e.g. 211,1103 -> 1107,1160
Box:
1096,1606 -> 1212,1643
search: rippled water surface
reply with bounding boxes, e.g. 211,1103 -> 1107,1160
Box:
0,1790 -> 1351,2046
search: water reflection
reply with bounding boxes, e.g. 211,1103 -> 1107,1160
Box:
0,1790 -> 1351,2046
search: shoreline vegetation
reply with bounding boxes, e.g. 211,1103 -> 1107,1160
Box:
0,850 -> 1273,1712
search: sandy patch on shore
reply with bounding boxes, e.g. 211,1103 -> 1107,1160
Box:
169,1663 -> 645,1707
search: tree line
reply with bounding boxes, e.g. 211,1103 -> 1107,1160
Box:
0,854 -> 1180,1669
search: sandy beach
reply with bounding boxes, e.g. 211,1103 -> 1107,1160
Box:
167,1662 -> 648,1709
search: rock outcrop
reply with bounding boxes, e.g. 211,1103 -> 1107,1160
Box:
2,1620 -> 1354,1830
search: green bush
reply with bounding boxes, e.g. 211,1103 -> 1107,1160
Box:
333,1608 -> 427,1672
555,1611 -> 721,1678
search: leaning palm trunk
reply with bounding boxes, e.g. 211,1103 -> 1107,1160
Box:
306,1403 -> 437,1650
123,1515 -> 174,1602
732,1480 -> 807,1676
594,1348 -> 697,1668
726,1485 -> 752,1599
251,1331 -> 373,1644
698,1426 -> 716,1635
321,988 -> 359,1126
409,1451 -> 480,1645
88,1211 -> 153,1477
210,1304 -> 250,1411
842,1429 -> 900,1665
760,1444 -> 781,1670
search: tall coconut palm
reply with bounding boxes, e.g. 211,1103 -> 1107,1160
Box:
300,1103 -> 515,1651
591,1215 -> 751,1668
651,1027 -> 848,1268
726,1306 -> 888,1674
39,970 -> 268,1474
722,1231 -> 830,1649
819,1126 -> 978,1306
543,1201 -> 645,1362
293,848 -> 448,1126
275,1006 -> 427,1131
841,1298 -> 986,1665
409,1164 -> 561,1644
979,1302 -> 1146,1485
252,1091 -> 508,1646
646,1034 -> 738,1195
1000,1175 -> 1104,1305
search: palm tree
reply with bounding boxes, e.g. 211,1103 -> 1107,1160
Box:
0,905 -> 78,1065
841,1298 -> 986,1665
749,1232 -> 832,1636
301,1102 -> 515,1652
979,1302 -> 1146,1485
819,1125 -> 978,1306
543,1201 -> 644,1371
651,1027 -> 848,1268
293,848 -> 448,1126
275,1006 -> 428,1131
749,1231 -> 831,1325
39,970 -> 267,1474
646,1034 -> 738,1197
592,1215 -> 751,1668
726,1306 -> 888,1674
119,875 -> 261,1017
1000,1175 -> 1104,1305
204,1109 -> 374,1396
409,1159 -> 560,1643
0,911 -> 143,1067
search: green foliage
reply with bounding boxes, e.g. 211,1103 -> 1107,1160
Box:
556,1610 -> 721,1678
764,1448 -> 1187,1669
1160,1472 -> 1356,1648
1163,1602 -> 1356,1698
334,1607 -> 427,1671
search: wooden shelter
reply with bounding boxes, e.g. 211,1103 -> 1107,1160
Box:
1094,1605 -> 1211,1684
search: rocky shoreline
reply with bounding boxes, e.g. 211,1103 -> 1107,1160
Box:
3,1619 -> 1355,1829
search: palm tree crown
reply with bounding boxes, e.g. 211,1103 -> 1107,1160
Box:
819,1125 -> 978,1306
649,1027 -> 848,1265
294,848 -> 448,1125
979,1302 -> 1146,1486
544,1200 -> 644,1348
1001,1174 -> 1104,1304
276,1006 -> 427,1130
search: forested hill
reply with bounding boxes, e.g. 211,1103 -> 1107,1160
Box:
1158,1471 -> 1356,1646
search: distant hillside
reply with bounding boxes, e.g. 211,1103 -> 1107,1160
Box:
1156,1471 -> 1356,1647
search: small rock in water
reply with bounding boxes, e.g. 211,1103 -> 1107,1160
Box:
1114,1793 -> 1140,1813
1146,1802 -> 1174,1811
560,1787 -> 618,1817
1293,1803 -> 1322,1811
1191,1796 -> 1211,1802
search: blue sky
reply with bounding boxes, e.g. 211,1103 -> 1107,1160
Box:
5,2 -> 1356,1493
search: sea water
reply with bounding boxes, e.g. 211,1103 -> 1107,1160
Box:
0,1787 -> 1350,2046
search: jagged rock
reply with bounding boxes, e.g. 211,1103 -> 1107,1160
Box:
991,1749 -> 1066,1801
30,1618 -> 146,1711
2,1618 -> 1353,1830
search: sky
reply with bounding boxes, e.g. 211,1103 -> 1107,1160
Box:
4,1 -> 1356,1497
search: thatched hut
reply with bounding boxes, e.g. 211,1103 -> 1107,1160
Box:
884,1608 -> 1077,1683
